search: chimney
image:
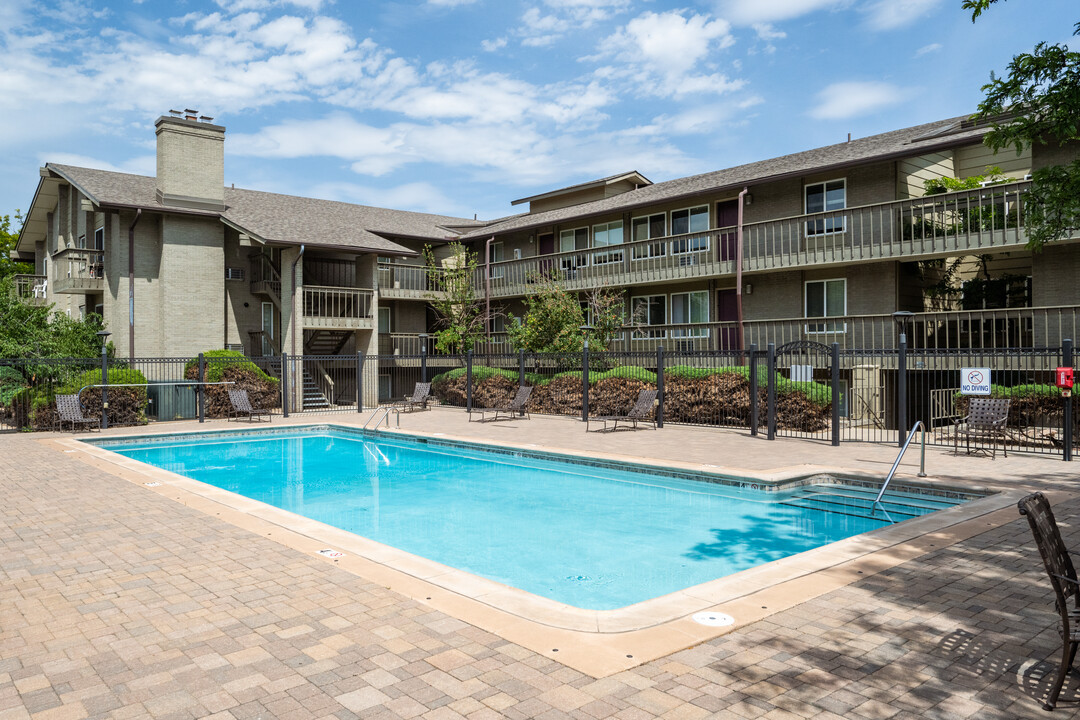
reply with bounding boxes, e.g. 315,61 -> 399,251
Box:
155,111 -> 225,211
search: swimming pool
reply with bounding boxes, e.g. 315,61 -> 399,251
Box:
93,427 -> 981,610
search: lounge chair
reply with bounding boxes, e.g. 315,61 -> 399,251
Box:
392,382 -> 431,412
228,388 -> 271,422
953,397 -> 1010,459
471,385 -> 532,422
55,394 -> 100,432
1018,492 -> 1080,710
587,388 -> 658,432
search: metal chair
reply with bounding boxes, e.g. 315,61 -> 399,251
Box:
55,394 -> 100,432
227,389 -> 271,422
1018,492 -> 1080,710
954,397 -> 1011,458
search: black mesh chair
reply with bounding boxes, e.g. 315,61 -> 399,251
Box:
1019,492 -> 1080,710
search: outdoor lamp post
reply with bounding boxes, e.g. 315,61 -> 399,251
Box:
891,311 -> 914,345
96,330 -> 111,429
892,311 -> 913,446
419,332 -> 428,383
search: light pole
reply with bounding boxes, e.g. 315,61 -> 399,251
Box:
419,332 -> 429,383
892,311 -> 913,446
580,324 -> 593,423
96,330 -> 111,429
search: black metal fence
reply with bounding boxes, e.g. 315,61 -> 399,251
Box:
2,342 -> 1074,461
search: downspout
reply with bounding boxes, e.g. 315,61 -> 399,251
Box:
485,236 -> 494,338
128,209 -> 142,360
290,244 -> 306,357
736,187 -> 748,352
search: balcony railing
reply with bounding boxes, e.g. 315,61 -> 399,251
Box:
52,248 -> 104,294
12,274 -> 47,305
249,253 -> 282,303
378,263 -> 449,299
456,305 -> 1079,354
302,286 -> 373,329
471,181 -> 1033,297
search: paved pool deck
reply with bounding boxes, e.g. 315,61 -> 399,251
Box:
2,408 -> 1079,718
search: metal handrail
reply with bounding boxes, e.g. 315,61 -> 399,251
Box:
875,421 -> 928,503
363,406 -> 394,431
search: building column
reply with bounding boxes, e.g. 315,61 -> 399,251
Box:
356,254 -> 379,408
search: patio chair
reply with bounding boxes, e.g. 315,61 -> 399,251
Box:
587,388 -> 658,432
953,397 -> 1011,459
471,385 -> 532,422
228,388 -> 271,422
392,382 -> 431,413
55,394 -> 100,432
1018,492 -> 1080,710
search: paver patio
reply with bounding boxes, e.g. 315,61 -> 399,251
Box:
2,409 -> 1079,719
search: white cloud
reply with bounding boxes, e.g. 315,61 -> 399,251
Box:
914,42 -> 942,57
863,0 -> 943,30
309,180 -> 466,215
809,81 -> 911,119
427,0 -> 478,6
41,153 -> 156,177
589,10 -> 741,99
516,0 -> 630,46
481,37 -> 507,51
718,0 -> 851,26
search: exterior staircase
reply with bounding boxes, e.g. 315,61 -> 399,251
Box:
304,329 -> 352,355
260,358 -> 333,411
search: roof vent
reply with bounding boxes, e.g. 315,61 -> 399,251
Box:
184,108 -> 198,120
168,109 -> 182,117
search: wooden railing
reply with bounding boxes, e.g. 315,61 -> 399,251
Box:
449,305 -> 1080,354
301,286 -> 373,328
52,248 -> 104,293
470,181 -> 1033,297
378,333 -> 440,355
12,274 -> 47,303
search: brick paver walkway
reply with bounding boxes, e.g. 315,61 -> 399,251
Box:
3,428 -> 1079,719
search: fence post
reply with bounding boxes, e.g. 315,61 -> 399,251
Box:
519,348 -> 525,388
100,343 -> 109,430
356,352 -> 364,412
767,342 -> 776,441
831,342 -> 840,447
582,342 -> 590,423
1065,338 -> 1074,462
656,345 -> 665,429
749,343 -> 758,436
421,342 -> 428,384
281,353 -> 290,418
466,350 -> 473,415
898,334 -> 908,447
198,352 -> 206,423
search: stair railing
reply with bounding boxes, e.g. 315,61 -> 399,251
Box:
875,421 -> 928,504
311,359 -> 335,407
363,406 -> 394,431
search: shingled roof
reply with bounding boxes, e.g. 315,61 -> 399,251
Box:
42,164 -> 480,255
459,115 -> 989,239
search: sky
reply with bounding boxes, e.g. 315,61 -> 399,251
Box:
0,0 -> 1075,224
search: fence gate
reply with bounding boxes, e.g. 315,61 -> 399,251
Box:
769,341 -> 837,442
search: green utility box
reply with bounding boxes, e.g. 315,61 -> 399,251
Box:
146,382 -> 198,420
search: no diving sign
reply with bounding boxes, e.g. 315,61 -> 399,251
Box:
961,367 -> 991,395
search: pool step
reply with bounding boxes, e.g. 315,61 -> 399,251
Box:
780,485 -> 957,523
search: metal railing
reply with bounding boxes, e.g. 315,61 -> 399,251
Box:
876,421 -> 928,504
301,286 -> 373,328
12,274 -> 47,303
378,263 -> 448,297
249,253 -> 282,302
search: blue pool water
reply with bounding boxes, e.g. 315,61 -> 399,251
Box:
98,428 -> 974,610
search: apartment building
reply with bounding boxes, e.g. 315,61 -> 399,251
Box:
12,113 -> 1080,377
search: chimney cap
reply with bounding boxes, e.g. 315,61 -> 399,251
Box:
199,115 -> 214,123
184,108 -> 197,114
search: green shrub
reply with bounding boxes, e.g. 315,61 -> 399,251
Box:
594,366 -> 657,384
184,350 -> 278,385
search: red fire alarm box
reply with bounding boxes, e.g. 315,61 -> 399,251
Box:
1056,367 -> 1074,390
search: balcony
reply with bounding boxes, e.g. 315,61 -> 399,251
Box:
52,248 -> 104,294
378,263 -> 449,300
473,181 -> 1034,297
302,286 -> 373,330
466,305 -> 1078,355
11,274 -> 47,306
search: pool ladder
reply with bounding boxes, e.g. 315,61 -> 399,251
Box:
363,406 -> 396,431
875,421 -> 928,504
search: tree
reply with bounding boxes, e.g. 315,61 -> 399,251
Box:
507,271 -> 625,353
0,212 -> 32,280
0,276 -> 107,359
964,0 -> 1080,249
422,242 -> 493,354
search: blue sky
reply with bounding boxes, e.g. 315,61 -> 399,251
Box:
0,0 -> 1074,223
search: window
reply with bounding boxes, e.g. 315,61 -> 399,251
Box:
804,279 -> 846,332
559,227 -> 589,273
592,221 -> 623,265
805,179 -> 846,236
93,227 -> 104,250
670,291 -> 709,337
378,307 -> 391,334
631,295 -> 666,337
670,206 -> 710,255
487,315 -> 505,333
225,267 -> 245,281
631,214 -> 667,260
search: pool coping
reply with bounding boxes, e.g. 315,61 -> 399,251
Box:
55,423 -> 1028,678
